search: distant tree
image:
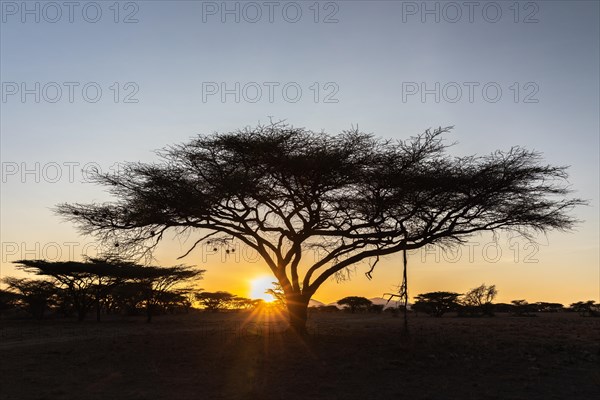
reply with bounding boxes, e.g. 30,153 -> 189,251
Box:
154,289 -> 193,314
195,291 -> 237,312
0,289 -> 21,315
315,305 -> 340,313
369,304 -> 385,314
13,258 -> 203,322
536,302 -> 564,313
492,303 -> 515,313
337,296 -> 373,313
56,122 -> 585,333
122,264 -> 203,322
109,281 -> 146,315
413,291 -> 461,317
461,284 -> 498,316
570,301 -> 600,317
2,277 -> 58,319
384,306 -> 400,317
13,259 -> 125,321
511,300 -> 536,317
229,296 -> 259,311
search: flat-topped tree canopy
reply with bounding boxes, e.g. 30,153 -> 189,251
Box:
14,258 -> 203,322
56,122 -> 584,333
14,258 -> 202,281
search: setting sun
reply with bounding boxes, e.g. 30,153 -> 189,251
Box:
250,276 -> 276,302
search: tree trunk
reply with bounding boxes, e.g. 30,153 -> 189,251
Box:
96,277 -> 101,322
96,288 -> 101,322
146,299 -> 153,323
77,306 -> 87,322
286,292 -> 309,335
73,295 -> 87,322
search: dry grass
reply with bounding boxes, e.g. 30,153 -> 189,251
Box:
1,312 -> 598,400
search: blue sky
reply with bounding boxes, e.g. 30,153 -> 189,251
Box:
1,1 -> 598,303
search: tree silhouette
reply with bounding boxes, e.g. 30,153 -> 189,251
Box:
13,259 -> 120,321
108,281 -> 147,315
13,258 -> 202,322
461,283 -> 498,317
413,291 -> 461,317
369,304 -> 385,314
120,264 -> 202,322
2,277 -> 58,320
55,122 -> 584,333
337,296 -> 372,313
195,291 -> 238,312
229,296 -> 261,311
570,300 -> 599,317
511,299 -> 536,317
536,302 -> 563,313
0,289 -> 21,315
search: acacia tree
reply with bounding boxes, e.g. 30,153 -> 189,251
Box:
13,259 -> 202,322
461,283 -> 498,316
55,123 -> 583,333
124,264 -> 203,322
13,259 -> 123,321
0,289 -> 21,315
337,296 -> 372,313
413,291 -> 461,317
2,277 -> 58,319
511,300 -> 535,316
195,291 -> 237,312
570,301 -> 599,317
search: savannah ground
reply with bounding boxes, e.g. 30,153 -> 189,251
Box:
1,311 -> 598,400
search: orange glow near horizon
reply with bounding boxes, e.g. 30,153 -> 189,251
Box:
1,228 -> 598,307
250,276 -> 276,302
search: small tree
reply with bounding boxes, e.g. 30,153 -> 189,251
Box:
195,291 -> 237,312
122,264 -> 203,322
229,296 -> 258,311
536,302 -> 563,313
2,277 -> 58,320
0,289 -> 21,315
154,289 -> 193,314
369,304 -> 384,314
511,300 -> 536,317
413,291 -> 461,317
13,258 -> 203,322
337,296 -> 373,313
315,305 -> 340,313
109,281 -> 146,315
570,301 -> 600,317
13,259 -> 125,321
461,284 -> 498,316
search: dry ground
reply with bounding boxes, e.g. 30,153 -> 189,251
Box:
1,311 -> 598,400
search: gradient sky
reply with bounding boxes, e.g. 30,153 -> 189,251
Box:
1,1 -> 598,305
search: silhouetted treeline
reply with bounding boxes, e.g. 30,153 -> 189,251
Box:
1,259 -> 203,322
3,268 -> 598,321
410,284 -> 598,317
